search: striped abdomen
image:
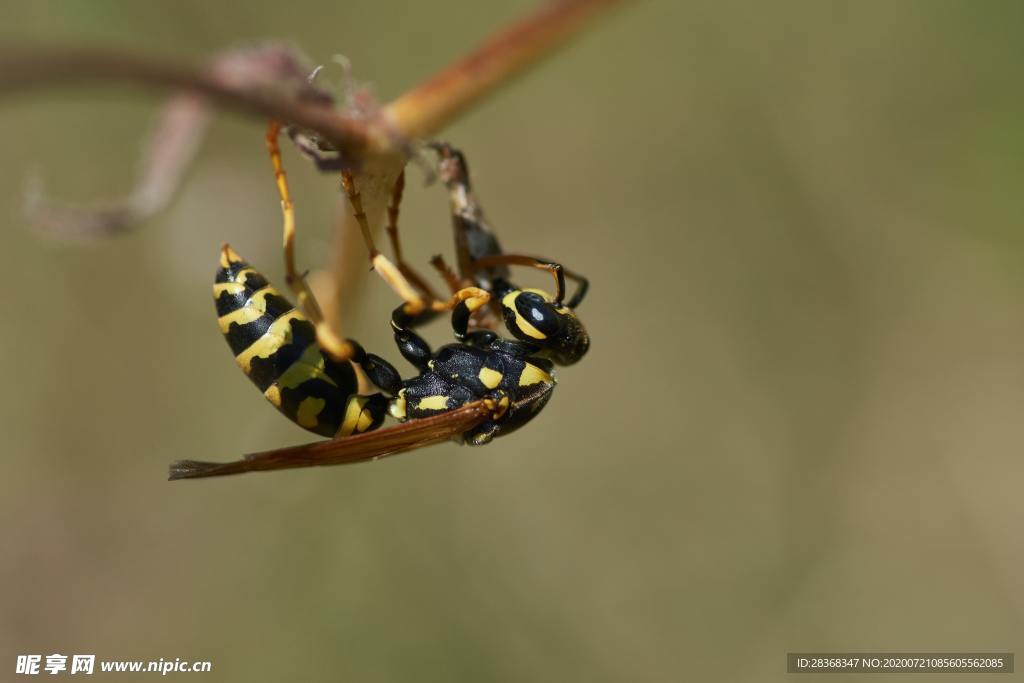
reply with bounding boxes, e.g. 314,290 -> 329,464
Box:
214,245 -> 386,438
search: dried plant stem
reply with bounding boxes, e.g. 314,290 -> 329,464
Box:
384,0 -> 625,139
0,47 -> 373,159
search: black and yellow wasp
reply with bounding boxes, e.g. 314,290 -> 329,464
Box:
169,126 -> 589,479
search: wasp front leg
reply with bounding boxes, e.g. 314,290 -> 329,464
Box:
466,254 -> 589,309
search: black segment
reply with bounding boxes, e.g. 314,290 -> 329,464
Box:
225,316 -> 276,356
215,259 -> 249,284
237,270 -> 270,291
215,289 -> 248,317
279,379 -> 346,437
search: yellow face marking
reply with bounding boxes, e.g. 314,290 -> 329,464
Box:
389,390 -> 407,420
274,342 -> 338,390
263,384 -> 282,407
502,291 -> 547,340
519,362 -> 553,387
523,288 -> 553,301
296,396 -> 326,429
234,310 -> 304,371
415,395 -> 450,411
478,367 -> 503,389
216,287 -> 280,333
338,396 -> 369,436
220,244 -> 243,268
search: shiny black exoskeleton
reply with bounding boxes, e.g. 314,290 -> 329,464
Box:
361,294 -> 557,446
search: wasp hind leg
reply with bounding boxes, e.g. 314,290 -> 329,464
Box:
385,170 -> 444,305
340,170 -> 436,324
266,120 -> 357,363
340,171 -> 487,333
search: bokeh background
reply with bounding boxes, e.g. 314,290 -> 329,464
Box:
3,1 -> 1023,681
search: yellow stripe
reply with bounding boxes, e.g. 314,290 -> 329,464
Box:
216,287 -> 284,333
274,342 -> 338,389
264,384 -> 282,407
296,396 -> 326,429
234,310 -> 304,372
356,406 -> 375,432
234,268 -> 262,285
213,282 -> 245,297
415,395 -> 450,411
338,396 -> 368,436
518,363 -> 552,387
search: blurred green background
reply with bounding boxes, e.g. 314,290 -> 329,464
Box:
3,1 -> 1023,681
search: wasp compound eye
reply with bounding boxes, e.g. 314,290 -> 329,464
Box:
502,290 -> 562,342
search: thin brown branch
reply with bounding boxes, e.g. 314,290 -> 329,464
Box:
0,45 -> 373,159
383,0 -> 626,139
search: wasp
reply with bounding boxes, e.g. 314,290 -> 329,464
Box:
385,142 -> 590,366
169,128 -> 588,479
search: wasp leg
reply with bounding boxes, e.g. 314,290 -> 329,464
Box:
340,170 -> 453,328
384,286 -> 489,372
389,318 -> 434,373
387,286 -> 489,340
385,170 -> 442,302
467,254 -> 588,308
346,338 -> 403,395
448,287 -> 492,341
429,253 -> 464,295
266,121 -> 356,362
463,390 -> 512,446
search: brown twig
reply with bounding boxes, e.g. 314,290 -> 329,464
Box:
0,46 -> 373,158
384,0 -> 625,139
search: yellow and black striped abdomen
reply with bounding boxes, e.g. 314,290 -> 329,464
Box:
214,245 -> 386,438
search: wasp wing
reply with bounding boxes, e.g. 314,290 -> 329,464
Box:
169,400 -> 491,480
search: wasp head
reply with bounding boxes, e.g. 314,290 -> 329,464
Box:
500,289 -> 589,365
